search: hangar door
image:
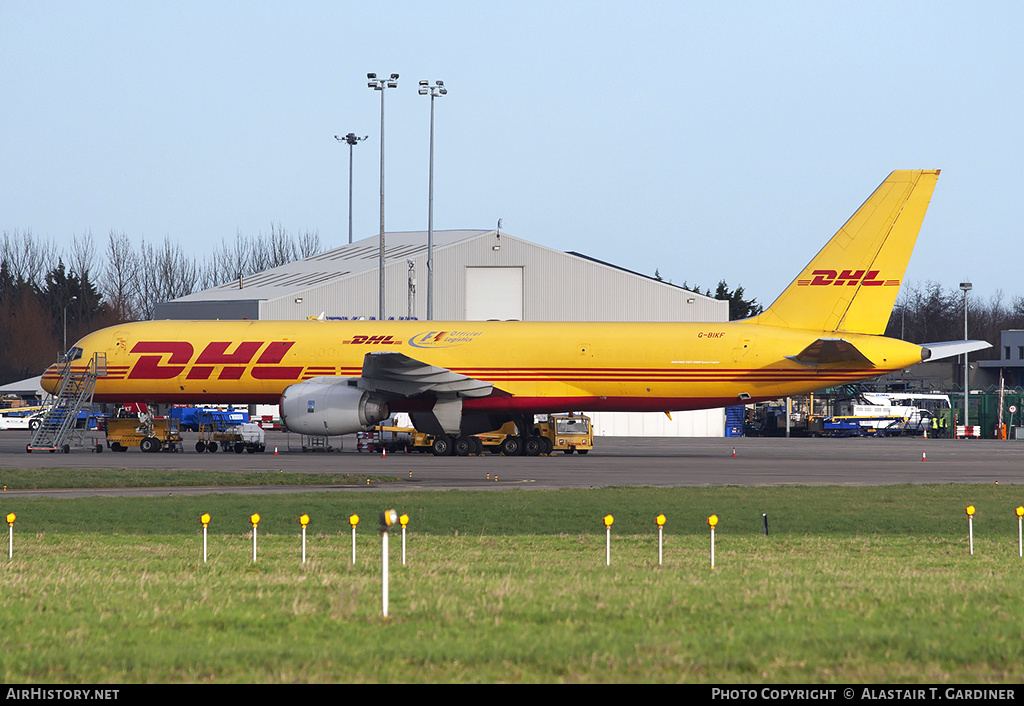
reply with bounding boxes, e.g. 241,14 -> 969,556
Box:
465,267 -> 523,321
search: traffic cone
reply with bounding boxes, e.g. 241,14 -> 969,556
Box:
731,447 -> 737,458
923,427 -> 928,440
274,445 -> 279,455
381,446 -> 387,459
921,451 -> 927,462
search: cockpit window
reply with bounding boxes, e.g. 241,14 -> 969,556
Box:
66,347 -> 84,361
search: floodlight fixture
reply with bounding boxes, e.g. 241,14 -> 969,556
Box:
335,132 -> 368,244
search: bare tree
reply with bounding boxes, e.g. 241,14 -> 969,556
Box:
135,236 -> 200,320
68,230 -> 97,283
200,224 -> 323,291
99,230 -> 142,321
297,228 -> 321,258
0,229 -> 61,287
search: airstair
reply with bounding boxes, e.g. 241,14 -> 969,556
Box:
27,352 -> 106,453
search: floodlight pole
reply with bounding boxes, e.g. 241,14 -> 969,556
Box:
368,73 -> 399,320
63,296 -> 78,352
419,80 -> 446,320
335,133 -> 367,245
960,281 -> 972,429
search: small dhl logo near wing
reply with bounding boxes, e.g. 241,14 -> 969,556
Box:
796,270 -> 899,287
127,341 -> 303,380
342,334 -> 403,345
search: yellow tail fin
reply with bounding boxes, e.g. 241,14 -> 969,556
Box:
752,170 -> 940,334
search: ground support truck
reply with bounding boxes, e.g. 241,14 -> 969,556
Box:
105,417 -> 183,453
368,413 -> 593,457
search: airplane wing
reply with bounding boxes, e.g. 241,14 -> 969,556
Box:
358,351 -> 494,398
785,338 -> 874,367
280,351 -> 496,437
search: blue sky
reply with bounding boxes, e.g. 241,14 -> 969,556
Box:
2,1 -> 1021,306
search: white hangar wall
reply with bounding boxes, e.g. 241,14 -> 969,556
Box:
587,409 -> 726,438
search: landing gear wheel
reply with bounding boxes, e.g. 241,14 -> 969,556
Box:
540,437 -> 553,455
500,436 -> 521,456
472,437 -> 484,455
454,436 -> 473,457
431,435 -> 453,456
524,437 -> 542,456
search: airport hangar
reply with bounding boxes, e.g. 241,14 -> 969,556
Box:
153,228 -> 730,437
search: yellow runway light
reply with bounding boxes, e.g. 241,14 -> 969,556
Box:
299,514 -> 310,563
656,514 -> 666,565
6,512 -> 14,559
965,505 -> 975,556
200,513 -> 211,563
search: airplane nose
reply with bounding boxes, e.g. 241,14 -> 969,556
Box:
41,363 -> 61,394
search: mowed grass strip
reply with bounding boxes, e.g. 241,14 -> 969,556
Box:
0,483 -> 1020,535
2,486 -> 1024,683
0,467 -> 398,489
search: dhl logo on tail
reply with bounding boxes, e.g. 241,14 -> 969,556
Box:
797,270 -> 900,287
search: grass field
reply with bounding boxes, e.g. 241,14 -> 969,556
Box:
2,484 -> 1023,683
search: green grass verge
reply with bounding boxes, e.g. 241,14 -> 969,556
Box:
2,486 -> 1024,683
0,467 -> 398,489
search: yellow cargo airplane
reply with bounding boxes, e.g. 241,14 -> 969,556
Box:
45,170 -> 988,453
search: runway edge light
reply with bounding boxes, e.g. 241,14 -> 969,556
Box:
603,514 -> 614,567
200,513 -> 211,563
656,514 -> 666,566
400,513 -> 410,566
381,509 -> 398,619
250,513 -> 260,563
349,514 -> 360,564
6,512 -> 14,559
708,514 -> 719,569
1016,506 -> 1023,558
299,514 -> 310,564
965,505 -> 975,556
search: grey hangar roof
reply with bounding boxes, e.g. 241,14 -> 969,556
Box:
153,229 -> 727,324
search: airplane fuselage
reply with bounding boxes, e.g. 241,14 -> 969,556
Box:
45,318 -> 925,413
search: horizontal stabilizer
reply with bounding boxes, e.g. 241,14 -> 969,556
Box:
921,340 -> 991,362
360,351 -> 494,398
785,337 -> 874,367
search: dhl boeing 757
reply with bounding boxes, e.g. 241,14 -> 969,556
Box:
43,170 -> 989,448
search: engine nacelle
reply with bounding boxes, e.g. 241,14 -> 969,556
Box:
279,378 -> 389,436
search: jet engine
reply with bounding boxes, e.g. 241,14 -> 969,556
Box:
279,378 -> 390,435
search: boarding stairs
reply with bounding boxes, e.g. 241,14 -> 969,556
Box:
27,352 -> 106,453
